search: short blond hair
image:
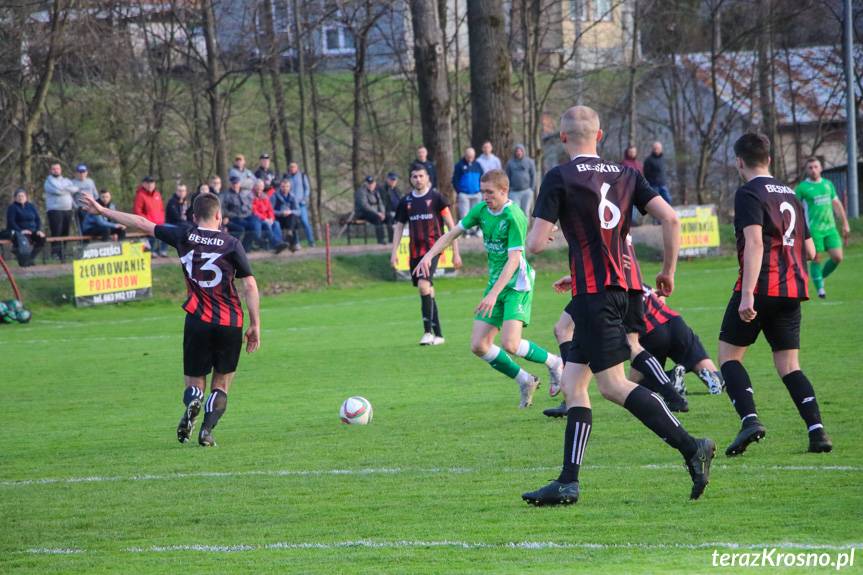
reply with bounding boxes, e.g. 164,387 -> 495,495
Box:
234,153 -> 245,162
480,169 -> 509,191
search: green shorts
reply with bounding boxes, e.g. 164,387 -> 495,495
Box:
812,228 -> 842,252
475,286 -> 532,328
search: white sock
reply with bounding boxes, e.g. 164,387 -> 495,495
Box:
546,354 -> 562,369
480,344 -> 501,363
515,369 -> 533,386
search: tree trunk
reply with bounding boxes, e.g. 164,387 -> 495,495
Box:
410,0 -> 455,203
467,0 -> 513,152
201,0 -> 228,178
260,0 -> 292,168
352,26 -> 370,188
292,0 -> 310,173
521,0 -> 542,163
756,0 -> 780,177
627,0 -> 639,147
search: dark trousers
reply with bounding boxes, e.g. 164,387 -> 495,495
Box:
386,211 -> 397,243
47,210 -> 73,257
276,214 -> 300,247
226,215 -> 262,251
356,210 -> 386,244
12,233 -> 46,266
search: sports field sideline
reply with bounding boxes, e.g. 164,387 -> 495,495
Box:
1,250 -> 861,573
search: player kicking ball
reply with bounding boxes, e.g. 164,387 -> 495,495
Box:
79,192 -> 260,447
414,169 -> 563,407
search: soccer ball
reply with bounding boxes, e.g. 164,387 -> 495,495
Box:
5,299 -> 23,312
14,309 -> 31,324
340,396 -> 373,425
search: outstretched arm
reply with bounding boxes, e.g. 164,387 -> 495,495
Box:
442,211 -> 462,270
241,276 -> 260,354
414,224 -> 464,277
79,194 -> 156,236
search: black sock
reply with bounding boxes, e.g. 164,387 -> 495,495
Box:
420,294 -> 432,334
431,298 -> 442,337
631,351 -> 683,402
183,386 -> 204,407
558,341 -> 573,366
781,370 -> 824,433
558,407 -> 592,484
623,385 -> 697,458
202,389 -> 228,431
721,360 -> 758,422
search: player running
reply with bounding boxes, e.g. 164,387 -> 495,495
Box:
794,157 -> 851,299
719,133 -> 832,456
521,106 -> 715,506
414,169 -> 563,407
390,165 -> 462,345
79,192 -> 260,447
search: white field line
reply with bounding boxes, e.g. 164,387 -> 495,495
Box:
18,541 -> 862,554
4,463 -> 861,488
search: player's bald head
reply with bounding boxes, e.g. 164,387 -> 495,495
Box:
560,106 -> 600,142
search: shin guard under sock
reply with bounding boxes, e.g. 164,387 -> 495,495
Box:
781,370 -> 824,432
623,385 -> 697,458
721,360 -> 758,422
558,407 -> 592,484
202,389 -> 228,431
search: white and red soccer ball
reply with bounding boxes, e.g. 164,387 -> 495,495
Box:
340,396 -> 373,425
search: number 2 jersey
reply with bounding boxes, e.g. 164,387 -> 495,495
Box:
155,225 -> 253,326
533,155 -> 657,295
733,176 -> 810,300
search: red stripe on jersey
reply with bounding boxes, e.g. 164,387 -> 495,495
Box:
184,291 -> 200,316
766,236 -> 780,297
783,245 -> 798,299
580,234 -> 598,293
200,285 -> 214,323
217,289 -> 231,326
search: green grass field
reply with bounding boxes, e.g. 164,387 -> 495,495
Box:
1,249 -> 862,573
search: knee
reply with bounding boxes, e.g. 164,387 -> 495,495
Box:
832,252 -> 843,264
501,340 -> 519,355
471,341 -> 490,357
597,383 -> 617,402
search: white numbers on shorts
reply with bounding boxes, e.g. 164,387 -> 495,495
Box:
779,202 -> 796,247
180,251 -> 224,288
598,182 -> 622,229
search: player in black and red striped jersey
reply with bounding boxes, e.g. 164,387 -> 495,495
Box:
390,165 -> 461,345
79,192 -> 260,448
719,132 -> 832,456
521,106 -> 715,506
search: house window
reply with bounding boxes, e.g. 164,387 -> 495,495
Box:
570,0 -> 589,21
593,0 -> 613,21
322,25 -> 355,54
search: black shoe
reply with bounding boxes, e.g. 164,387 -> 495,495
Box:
274,242 -> 289,254
177,399 -> 202,444
289,243 -> 298,253
543,401 -> 567,418
808,430 -> 833,453
199,427 -> 218,447
725,418 -> 766,457
685,438 -> 716,500
666,396 -> 690,413
522,480 -> 580,506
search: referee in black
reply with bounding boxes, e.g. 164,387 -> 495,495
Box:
521,106 -> 715,506
79,192 -> 260,447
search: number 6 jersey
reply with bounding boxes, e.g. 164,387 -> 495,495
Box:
155,225 -> 254,326
533,155 -> 658,295
733,175 -> 810,300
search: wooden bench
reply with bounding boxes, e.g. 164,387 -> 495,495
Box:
0,232 -> 148,265
337,214 -> 371,245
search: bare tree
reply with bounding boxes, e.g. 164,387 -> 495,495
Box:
258,0 -> 294,171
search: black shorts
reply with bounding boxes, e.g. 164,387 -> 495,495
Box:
639,316 -> 710,372
719,291 -> 801,351
564,289 -> 631,374
410,255 -> 439,287
623,290 -> 646,335
183,313 -> 243,377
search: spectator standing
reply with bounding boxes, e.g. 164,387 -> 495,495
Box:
622,146 -> 644,226
44,162 -> 80,259
74,164 -> 99,201
285,161 -> 315,247
229,154 -> 256,193
643,141 -> 672,206
381,171 -> 402,242
5,189 -> 46,266
452,147 -> 483,236
476,141 -> 502,173
166,184 -> 193,229
221,175 -> 262,251
354,176 -> 387,245
133,176 -> 167,256
505,145 -> 537,218
410,146 -> 438,189
270,178 -> 300,250
251,179 -> 288,253
82,189 -> 126,241
254,154 -> 276,191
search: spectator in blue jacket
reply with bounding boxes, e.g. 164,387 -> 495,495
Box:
270,178 -> 301,250
82,189 -> 126,241
452,147 -> 483,236
285,162 -> 315,247
6,189 -> 46,266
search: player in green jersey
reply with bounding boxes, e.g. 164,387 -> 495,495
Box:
415,169 -> 564,408
795,158 -> 851,298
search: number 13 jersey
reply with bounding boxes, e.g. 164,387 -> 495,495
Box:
533,155 -> 657,295
155,225 -> 254,326
733,175 -> 810,300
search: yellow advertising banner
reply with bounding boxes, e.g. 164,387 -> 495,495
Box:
674,204 -> 721,257
73,241 -> 153,306
394,234 -> 454,272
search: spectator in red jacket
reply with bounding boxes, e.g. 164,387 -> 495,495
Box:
252,179 -> 289,253
133,175 -> 167,255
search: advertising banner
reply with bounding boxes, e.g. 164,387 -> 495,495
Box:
73,241 -> 152,307
675,204 -> 721,257
394,230 -> 455,280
